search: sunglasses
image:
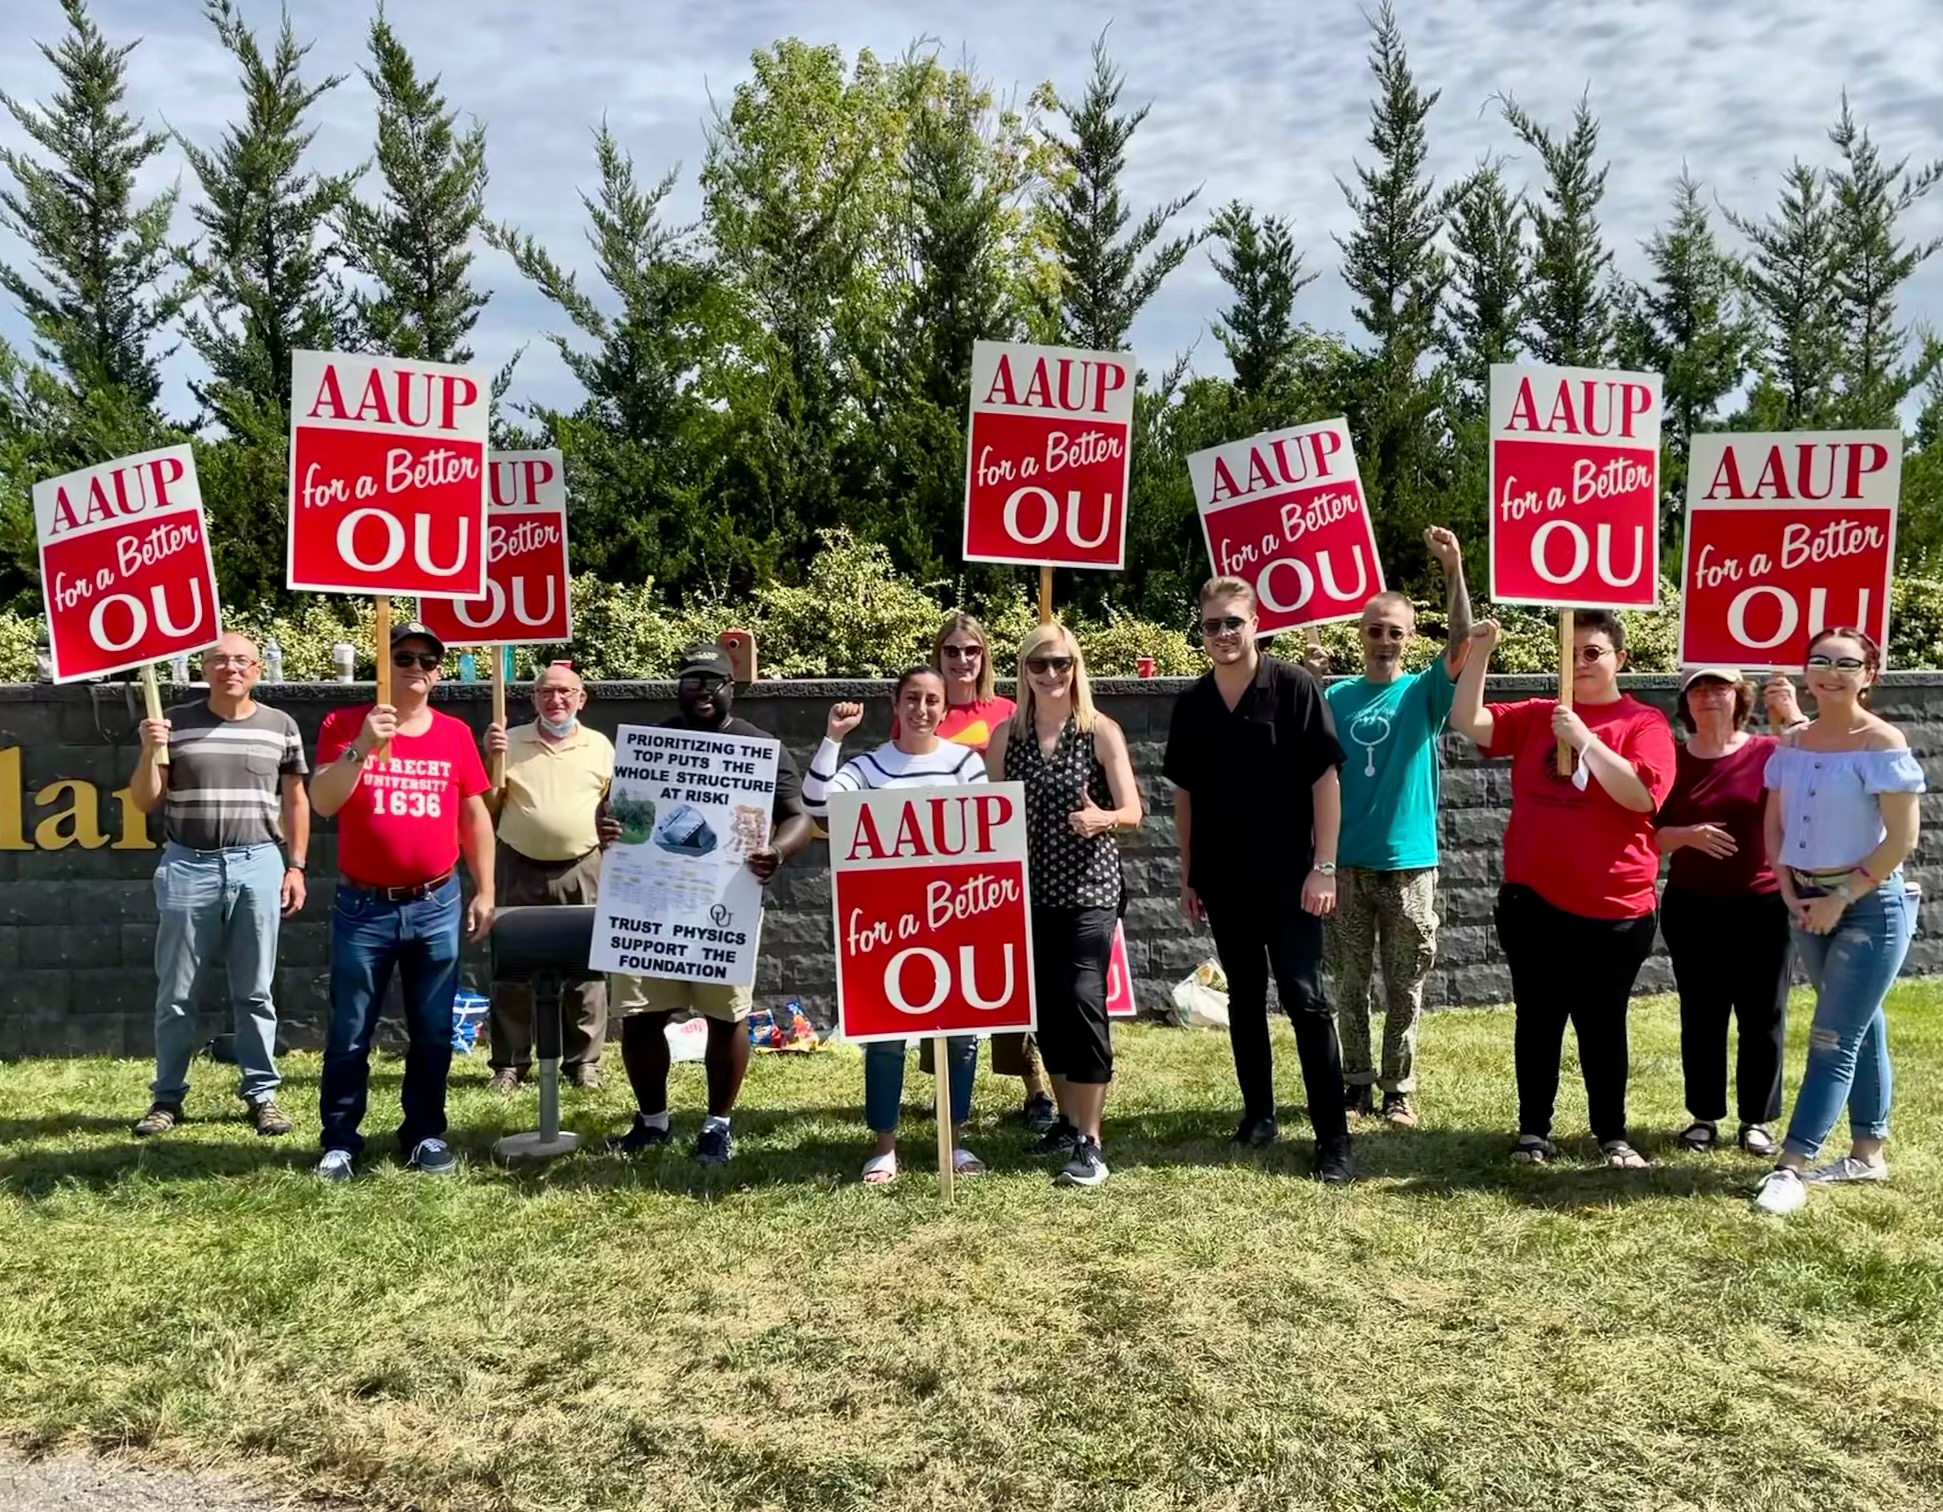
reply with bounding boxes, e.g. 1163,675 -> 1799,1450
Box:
1200,616 -> 1248,637
1363,625 -> 1407,642
1805,654 -> 1867,671
392,650 -> 441,670
1026,656 -> 1075,674
678,673 -> 727,691
940,645 -> 983,660
1574,646 -> 1614,665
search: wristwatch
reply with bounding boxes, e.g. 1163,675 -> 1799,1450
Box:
287,859 -> 307,872
1314,862 -> 1338,877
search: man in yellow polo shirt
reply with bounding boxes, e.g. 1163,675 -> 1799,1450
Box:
482,664 -> 615,1091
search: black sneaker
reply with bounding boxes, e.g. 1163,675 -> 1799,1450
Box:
1345,1084 -> 1374,1119
1055,1136 -> 1110,1188
1021,1092 -> 1058,1133
1029,1116 -> 1080,1156
1232,1114 -> 1279,1148
1315,1135 -> 1356,1184
608,1115 -> 672,1154
695,1124 -> 734,1166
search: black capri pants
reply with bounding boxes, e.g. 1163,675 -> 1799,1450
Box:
1030,905 -> 1118,1084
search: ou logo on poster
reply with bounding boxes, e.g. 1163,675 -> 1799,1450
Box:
419,449 -> 573,645
828,784 -> 1037,1042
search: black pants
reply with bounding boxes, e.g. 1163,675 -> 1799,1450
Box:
1031,904 -> 1118,1084
1201,887 -> 1348,1140
1494,884 -> 1656,1144
1659,886 -> 1791,1126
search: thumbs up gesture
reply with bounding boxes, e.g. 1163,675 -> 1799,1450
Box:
1069,790 -> 1112,838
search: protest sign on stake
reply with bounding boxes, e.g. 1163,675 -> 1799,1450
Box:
829,782 -> 1037,1201
1106,921 -> 1137,1019
964,339 -> 1134,578
1680,432 -> 1901,671
34,445 -> 222,764
1187,419 -> 1385,639
1488,362 -> 1663,773
590,725 -> 780,988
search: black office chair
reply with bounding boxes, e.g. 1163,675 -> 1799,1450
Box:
489,904 -> 598,1163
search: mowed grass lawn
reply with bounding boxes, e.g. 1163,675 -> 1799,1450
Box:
2,989 -> 1942,1512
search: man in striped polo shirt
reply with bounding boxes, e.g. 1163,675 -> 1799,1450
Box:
127,632 -> 311,1138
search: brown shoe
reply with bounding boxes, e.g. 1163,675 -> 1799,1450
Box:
246,1095 -> 293,1137
568,1065 -> 602,1091
132,1102 -> 183,1138
1381,1093 -> 1418,1128
486,1068 -> 525,1095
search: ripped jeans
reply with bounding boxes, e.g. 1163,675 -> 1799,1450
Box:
1783,874 -> 1914,1162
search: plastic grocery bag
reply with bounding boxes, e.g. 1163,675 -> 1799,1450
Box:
1170,960 -> 1230,1029
665,1016 -> 709,1062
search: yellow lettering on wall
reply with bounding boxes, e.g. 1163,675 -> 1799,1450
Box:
34,780 -> 107,850
111,785 -> 157,850
0,748 -> 26,850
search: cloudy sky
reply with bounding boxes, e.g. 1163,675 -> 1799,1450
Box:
2,0 -> 1940,422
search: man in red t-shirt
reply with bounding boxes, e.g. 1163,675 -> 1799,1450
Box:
309,620 -> 495,1181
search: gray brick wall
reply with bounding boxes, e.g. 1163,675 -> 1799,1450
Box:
2,672 -> 1941,1058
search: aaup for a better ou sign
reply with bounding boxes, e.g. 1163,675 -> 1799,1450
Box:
34,445 -> 222,683
1489,363 -> 1662,610
829,782 -> 1036,1043
1188,419 -> 1384,637
419,450 -> 572,646
1680,432 -> 1901,672
963,339 -> 1133,570
287,349 -> 489,598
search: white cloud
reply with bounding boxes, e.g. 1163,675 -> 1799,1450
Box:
1,0 -> 1939,421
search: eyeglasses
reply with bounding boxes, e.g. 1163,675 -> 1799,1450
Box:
1805,654 -> 1867,671
940,645 -> 983,661
391,651 -> 441,670
1026,656 -> 1075,674
1363,625 -> 1407,642
204,655 -> 258,669
1574,646 -> 1613,665
1200,616 -> 1248,637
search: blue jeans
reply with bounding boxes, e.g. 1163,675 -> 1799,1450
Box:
151,841 -> 284,1103
1784,874 -> 1914,1161
864,1037 -> 977,1136
321,877 -> 462,1155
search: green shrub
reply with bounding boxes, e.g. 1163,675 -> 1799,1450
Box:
750,529 -> 945,677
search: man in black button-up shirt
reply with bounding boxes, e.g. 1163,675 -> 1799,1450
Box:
1164,576 -> 1354,1182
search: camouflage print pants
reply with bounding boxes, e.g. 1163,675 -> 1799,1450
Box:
1327,866 -> 1439,1093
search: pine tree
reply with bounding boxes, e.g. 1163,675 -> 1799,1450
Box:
1040,37 -> 1200,351
0,0 -> 184,413
1503,93 -> 1613,367
338,8 -> 490,364
1825,96 -> 1943,427
1726,162 -> 1843,428
1439,160 -> 1525,404
1208,201 -> 1313,399
177,0 -> 351,436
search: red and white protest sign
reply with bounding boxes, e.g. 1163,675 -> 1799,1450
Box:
963,339 -> 1133,569
34,446 -> 221,683
1106,921 -> 1136,1019
419,450 -> 572,645
286,349 -> 489,597
1489,363 -> 1662,609
829,782 -> 1036,1043
1187,419 -> 1384,637
1680,432 -> 1901,671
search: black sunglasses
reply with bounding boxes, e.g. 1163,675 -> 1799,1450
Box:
1026,656 -> 1075,674
939,644 -> 984,660
1200,615 -> 1248,636
392,650 -> 441,670
678,673 -> 728,691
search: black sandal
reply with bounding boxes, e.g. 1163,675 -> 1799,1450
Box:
1600,1139 -> 1649,1170
1737,1124 -> 1778,1158
1511,1134 -> 1557,1164
1677,1120 -> 1719,1153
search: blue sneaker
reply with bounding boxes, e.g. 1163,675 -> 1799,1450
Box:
407,1137 -> 459,1175
315,1149 -> 354,1183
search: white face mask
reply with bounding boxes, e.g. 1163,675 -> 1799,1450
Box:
538,714 -> 578,737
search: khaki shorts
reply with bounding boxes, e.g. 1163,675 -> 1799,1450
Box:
608,973 -> 754,1024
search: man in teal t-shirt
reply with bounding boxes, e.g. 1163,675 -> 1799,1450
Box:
1314,527 -> 1471,1127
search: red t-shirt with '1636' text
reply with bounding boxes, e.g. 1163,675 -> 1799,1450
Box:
1482,695 -> 1677,920
317,706 -> 490,888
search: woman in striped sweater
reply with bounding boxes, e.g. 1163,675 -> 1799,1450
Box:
803,666 -> 988,1184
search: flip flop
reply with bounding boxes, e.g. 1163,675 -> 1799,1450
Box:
1511,1134 -> 1556,1165
1600,1139 -> 1649,1170
861,1152 -> 899,1185
951,1147 -> 986,1176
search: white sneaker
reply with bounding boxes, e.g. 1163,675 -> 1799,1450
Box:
315,1149 -> 354,1183
1752,1167 -> 1808,1215
1805,1155 -> 1889,1185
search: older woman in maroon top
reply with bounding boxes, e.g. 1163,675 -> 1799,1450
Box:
1655,668 -> 1805,1157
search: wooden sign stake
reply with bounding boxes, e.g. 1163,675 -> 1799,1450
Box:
373,595 -> 393,763
141,664 -> 169,768
489,648 -> 507,790
1037,566 -> 1053,626
934,1046 -> 956,1205
1556,608 -> 1574,777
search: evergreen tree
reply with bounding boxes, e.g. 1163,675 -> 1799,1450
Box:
1208,201 -> 1312,400
177,0 -> 352,436
1040,37 -> 1200,351
0,0 -> 184,414
1439,160 -> 1525,404
1503,93 -> 1613,367
338,8 -> 490,364
1726,162 -> 1843,427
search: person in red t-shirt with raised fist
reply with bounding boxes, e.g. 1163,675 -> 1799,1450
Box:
1451,610 -> 1676,1172
308,620 -> 495,1182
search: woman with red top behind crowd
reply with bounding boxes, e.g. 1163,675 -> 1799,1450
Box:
1655,668 -> 1807,1158
1451,611 -> 1677,1169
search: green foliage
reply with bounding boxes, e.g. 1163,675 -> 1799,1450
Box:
1503,92 -> 1614,368
748,529 -> 947,676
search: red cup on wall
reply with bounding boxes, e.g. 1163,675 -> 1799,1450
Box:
1136,656 -> 1156,679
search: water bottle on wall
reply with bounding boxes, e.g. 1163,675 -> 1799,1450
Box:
330,641 -> 355,682
263,638 -> 283,683
168,652 -> 190,683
